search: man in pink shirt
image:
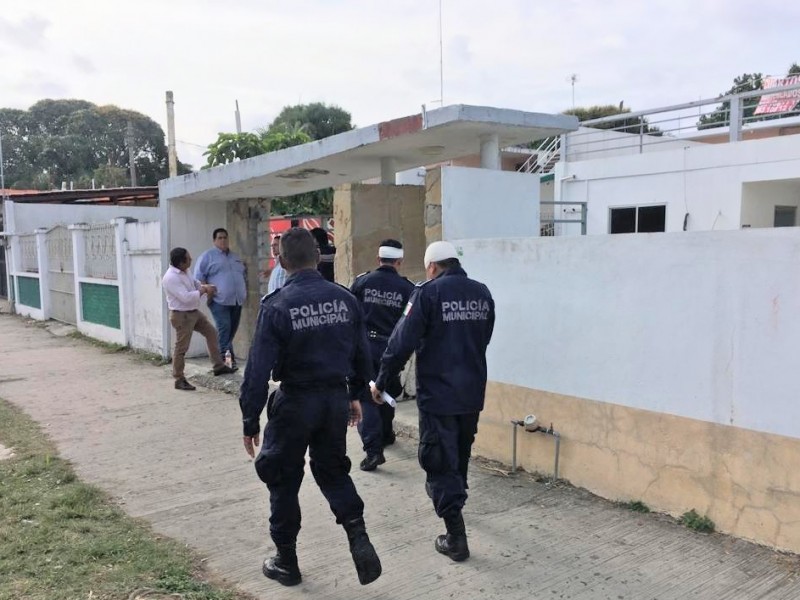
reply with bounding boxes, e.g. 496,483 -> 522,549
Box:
162,247 -> 236,390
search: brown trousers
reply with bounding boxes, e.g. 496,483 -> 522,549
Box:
170,309 -> 224,379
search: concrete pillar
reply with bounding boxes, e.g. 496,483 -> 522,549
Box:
380,157 -> 397,185
112,217 -> 130,345
226,197 -> 270,361
333,183 -> 426,285
479,133 -> 501,170
34,228 -> 49,319
69,224 -> 89,330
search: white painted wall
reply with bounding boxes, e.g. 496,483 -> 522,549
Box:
124,221 -> 163,353
440,166 -> 539,240
12,203 -> 158,234
565,126 -> 703,162
165,198 -> 227,358
741,180 -> 800,228
454,228 -> 800,440
557,134 -> 800,235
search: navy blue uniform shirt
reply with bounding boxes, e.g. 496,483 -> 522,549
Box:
375,265 -> 495,415
239,269 -> 372,436
350,265 -> 415,342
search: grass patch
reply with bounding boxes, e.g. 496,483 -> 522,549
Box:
679,509 -> 715,533
67,330 -> 127,353
618,500 -> 651,513
65,328 -> 169,366
0,399 -> 247,600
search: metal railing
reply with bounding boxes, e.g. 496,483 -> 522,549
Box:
540,201 -> 587,236
533,82 -> 800,165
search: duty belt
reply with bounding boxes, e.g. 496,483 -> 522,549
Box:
281,379 -> 348,393
368,330 -> 389,342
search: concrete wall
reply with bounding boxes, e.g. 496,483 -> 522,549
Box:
741,179 -> 800,228
451,229 -> 800,552
425,166 -> 540,244
557,134 -> 800,234
12,203 -> 158,233
565,126 -> 704,162
165,198 -> 227,358
334,183 -> 426,286
124,221 -> 163,354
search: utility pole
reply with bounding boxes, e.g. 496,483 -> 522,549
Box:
125,121 -> 137,187
438,0 -> 444,105
235,100 -> 242,134
165,91 -> 178,177
0,132 -> 6,199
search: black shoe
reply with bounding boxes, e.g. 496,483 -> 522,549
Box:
435,533 -> 470,562
174,378 -> 196,391
344,518 -> 382,585
262,545 -> 302,586
383,431 -> 396,447
359,453 -> 386,472
213,364 -> 236,376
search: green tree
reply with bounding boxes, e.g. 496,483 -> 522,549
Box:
0,99 -> 191,190
267,102 -> 353,140
698,63 -> 800,129
203,103 -> 353,215
202,129 -> 312,168
267,103 -> 353,216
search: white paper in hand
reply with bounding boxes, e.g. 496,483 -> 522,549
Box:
369,380 -> 397,407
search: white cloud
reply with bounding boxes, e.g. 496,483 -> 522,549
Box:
2,0 -> 799,169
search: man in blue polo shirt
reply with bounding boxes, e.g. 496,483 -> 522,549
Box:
195,228 -> 247,370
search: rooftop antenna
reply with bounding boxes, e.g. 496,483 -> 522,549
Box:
235,100 -> 242,134
569,73 -> 579,109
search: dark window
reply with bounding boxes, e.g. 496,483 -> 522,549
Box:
638,205 -> 666,232
610,207 -> 636,234
774,206 -> 796,227
610,205 -> 666,234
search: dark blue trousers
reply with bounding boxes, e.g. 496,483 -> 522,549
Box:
418,409 -> 480,520
358,352 -> 400,457
209,301 -> 242,361
255,387 -> 364,546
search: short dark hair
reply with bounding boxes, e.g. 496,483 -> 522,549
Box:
170,247 -> 189,268
213,228 -> 228,240
435,257 -> 460,270
309,227 -> 329,248
379,238 -> 403,264
281,227 -> 318,270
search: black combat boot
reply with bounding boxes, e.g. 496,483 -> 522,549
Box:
343,517 -> 382,585
262,543 -> 302,586
434,512 -> 470,562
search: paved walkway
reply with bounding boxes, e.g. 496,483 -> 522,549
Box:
1,313 -> 799,599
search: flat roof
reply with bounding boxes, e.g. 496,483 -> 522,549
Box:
160,104 -> 578,202
4,187 -> 158,205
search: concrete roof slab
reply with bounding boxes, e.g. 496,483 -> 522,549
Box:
160,105 -> 578,202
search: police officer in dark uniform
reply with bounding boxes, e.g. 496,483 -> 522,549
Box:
372,240 -> 495,563
240,227 -> 382,587
350,239 -> 415,471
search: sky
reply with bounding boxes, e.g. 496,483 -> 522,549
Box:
2,0 -> 799,170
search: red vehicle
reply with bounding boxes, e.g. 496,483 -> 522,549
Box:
268,216 -> 334,268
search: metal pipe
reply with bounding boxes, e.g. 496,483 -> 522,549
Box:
511,421 -> 518,472
509,418 -> 561,482
553,433 -> 561,481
